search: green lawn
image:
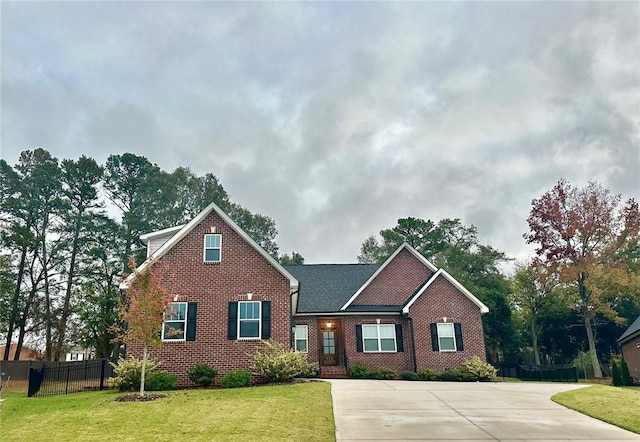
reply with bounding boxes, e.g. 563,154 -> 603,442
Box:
0,382 -> 335,442
552,385 -> 640,434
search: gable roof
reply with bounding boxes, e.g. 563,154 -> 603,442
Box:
402,268 -> 489,314
119,202 -> 299,291
284,264 -> 379,313
139,224 -> 185,243
340,243 -> 438,311
618,315 -> 640,345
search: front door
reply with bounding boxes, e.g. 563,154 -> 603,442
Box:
320,323 -> 338,366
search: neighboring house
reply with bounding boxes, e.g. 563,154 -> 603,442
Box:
65,348 -> 93,361
0,344 -> 43,361
618,315 -> 640,384
121,202 -> 489,385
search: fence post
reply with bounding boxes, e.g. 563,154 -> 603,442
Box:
99,359 -> 106,391
65,365 -> 70,395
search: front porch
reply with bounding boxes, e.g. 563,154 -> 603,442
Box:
316,317 -> 349,378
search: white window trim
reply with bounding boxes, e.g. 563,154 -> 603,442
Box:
437,322 -> 456,352
295,325 -> 308,353
203,234 -> 222,263
162,302 -> 187,342
362,324 -> 397,353
238,300 -> 261,340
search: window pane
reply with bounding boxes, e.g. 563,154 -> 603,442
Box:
295,325 -> 308,339
362,325 -> 378,338
437,323 -> 454,338
363,339 -> 379,352
239,321 -> 259,338
167,303 -> 186,320
379,325 -> 395,338
205,234 -> 220,248
205,249 -> 220,262
380,338 -> 396,352
295,340 -> 307,352
439,337 -> 456,351
164,322 -> 185,340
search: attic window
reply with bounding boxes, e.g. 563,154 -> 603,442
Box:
204,234 -> 222,263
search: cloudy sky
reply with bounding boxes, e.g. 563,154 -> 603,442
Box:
2,2 -> 639,267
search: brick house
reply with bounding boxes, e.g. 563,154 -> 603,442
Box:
618,315 -> 640,384
121,202 -> 489,384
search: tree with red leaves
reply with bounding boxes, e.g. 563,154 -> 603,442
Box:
113,257 -> 174,396
525,179 -> 640,378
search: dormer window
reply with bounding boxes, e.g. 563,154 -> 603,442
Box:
204,234 -> 222,262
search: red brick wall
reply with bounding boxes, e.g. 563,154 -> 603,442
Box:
621,338 -> 640,384
352,248 -> 433,306
128,210 -> 291,387
342,316 -> 413,374
409,276 -> 486,371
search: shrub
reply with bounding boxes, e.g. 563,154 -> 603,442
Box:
188,363 -> 218,387
439,369 -> 460,382
401,371 -> 419,381
250,340 -> 318,382
221,369 -> 252,388
416,367 -> 441,381
348,362 -> 369,378
108,356 -> 160,392
620,357 -> 633,386
611,358 -> 622,386
463,356 -> 497,382
297,362 -> 320,378
372,367 -> 397,380
453,366 -> 475,382
145,371 -> 178,391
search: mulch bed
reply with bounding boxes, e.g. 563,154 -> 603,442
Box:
115,393 -> 167,402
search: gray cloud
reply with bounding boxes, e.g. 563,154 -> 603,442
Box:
2,2 -> 638,266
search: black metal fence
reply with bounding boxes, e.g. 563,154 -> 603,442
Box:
496,364 -> 578,383
27,359 -> 115,397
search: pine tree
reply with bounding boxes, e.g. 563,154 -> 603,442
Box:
620,357 -> 633,386
610,358 -> 622,386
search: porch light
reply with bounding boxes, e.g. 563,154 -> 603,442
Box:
326,321 -> 333,328
247,293 -> 253,300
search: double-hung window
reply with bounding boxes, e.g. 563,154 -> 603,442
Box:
238,301 -> 261,339
204,234 -> 222,263
294,325 -> 308,352
430,322 -> 463,352
436,323 -> 456,351
163,302 -> 187,341
362,324 -> 397,352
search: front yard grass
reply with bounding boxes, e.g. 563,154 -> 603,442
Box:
552,385 -> 640,434
0,382 -> 335,441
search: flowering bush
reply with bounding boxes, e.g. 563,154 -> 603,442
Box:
251,340 -> 317,382
108,356 -> 160,391
463,356 -> 497,381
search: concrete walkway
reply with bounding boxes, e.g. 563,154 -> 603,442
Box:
329,379 -> 640,441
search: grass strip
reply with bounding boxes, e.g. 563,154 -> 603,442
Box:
552,384 -> 640,434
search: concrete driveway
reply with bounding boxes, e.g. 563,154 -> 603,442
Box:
329,379 -> 640,441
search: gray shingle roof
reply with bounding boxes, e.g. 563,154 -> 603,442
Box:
618,315 -> 640,344
284,264 -> 379,313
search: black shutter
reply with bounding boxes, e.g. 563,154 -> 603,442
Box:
355,325 -> 363,352
186,302 -> 197,341
228,302 -> 238,340
454,323 -> 463,351
430,323 -> 439,351
395,324 -> 404,352
261,301 -> 271,339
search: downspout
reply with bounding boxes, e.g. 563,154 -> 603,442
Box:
289,289 -> 299,349
405,314 -> 418,372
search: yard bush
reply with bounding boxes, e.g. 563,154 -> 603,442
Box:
145,371 -> 178,391
348,362 -> 369,378
463,356 -> 497,382
372,367 -> 397,380
400,371 -> 419,381
611,358 -> 622,386
250,340 -> 318,382
188,363 -> 218,387
108,356 -> 160,391
297,361 -> 320,378
439,367 -> 474,382
416,367 -> 441,381
221,369 -> 252,388
620,357 -> 633,386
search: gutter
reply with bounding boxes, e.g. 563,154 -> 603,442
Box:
289,289 -> 300,349
405,313 -> 418,372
